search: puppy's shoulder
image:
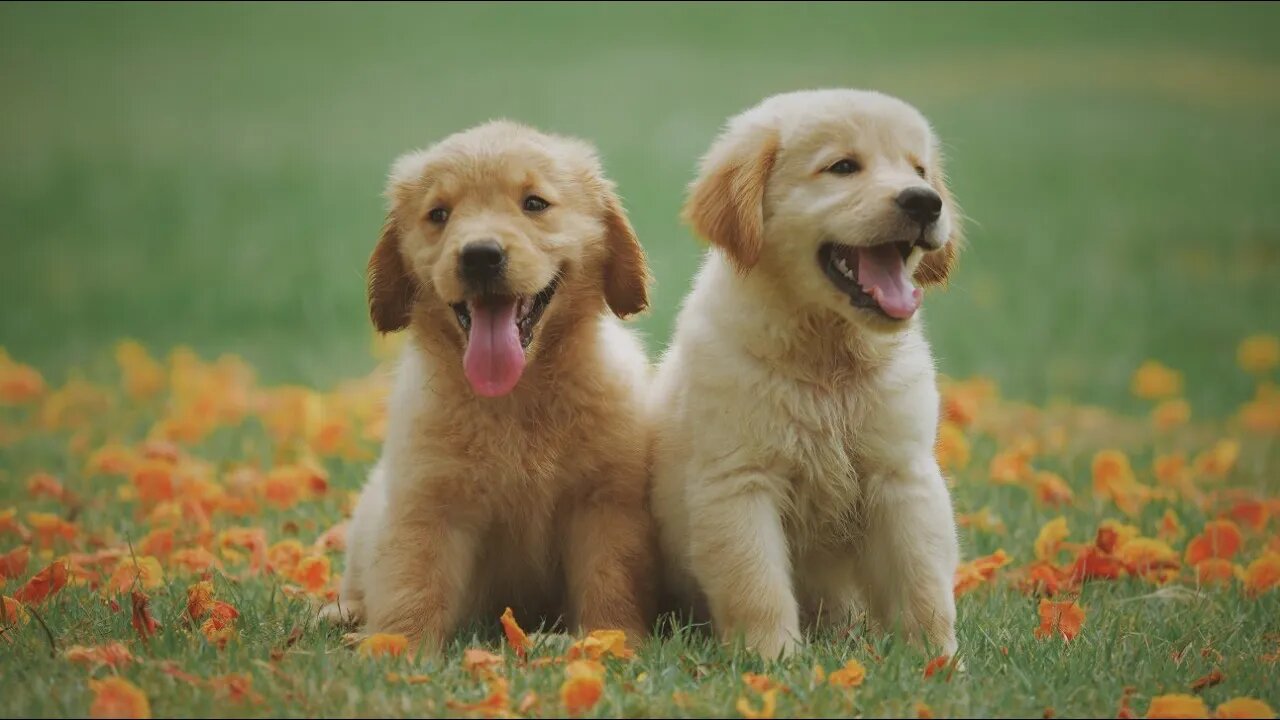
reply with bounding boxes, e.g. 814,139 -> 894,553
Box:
595,314 -> 650,392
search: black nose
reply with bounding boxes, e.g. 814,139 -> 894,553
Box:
896,187 -> 942,226
459,240 -> 506,283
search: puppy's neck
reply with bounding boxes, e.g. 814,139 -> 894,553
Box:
704,254 -> 913,386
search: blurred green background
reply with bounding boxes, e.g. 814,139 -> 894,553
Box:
2,2 -> 1277,414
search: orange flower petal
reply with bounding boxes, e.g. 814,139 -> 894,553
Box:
566,630 -> 635,661
1215,697 -> 1275,719
1185,520 -> 1243,565
199,601 -> 239,648
1229,500 -> 1269,532
1190,669 -> 1224,692
1035,517 -> 1070,562
827,659 -> 867,688
742,672 -> 781,693
1238,335 -> 1280,374
2,595 -> 29,627
1242,553 -> 1280,596
137,528 -> 174,559
104,557 -> 164,595
923,655 -> 952,680
169,548 -> 220,575
1146,694 -> 1209,719
0,545 -> 30,581
1117,538 -> 1180,579
1033,471 -> 1074,507
208,673 -> 264,705
561,660 -> 605,715
186,580 -> 215,622
736,688 -> 778,719
1195,558 -> 1237,587
447,676 -> 512,718
463,647 -> 505,676
26,472 -> 67,502
1131,360 -> 1183,399
313,521 -> 348,554
13,559 -> 69,604
27,511 -> 78,548
290,555 -> 331,595
500,607 -> 531,659
86,444 -> 137,477
1193,440 -> 1240,479
1152,399 -> 1191,431
1159,509 -> 1186,541
1034,600 -> 1085,642
130,591 -> 161,640
358,632 -> 409,659
65,642 -> 135,670
88,677 -> 151,719
935,421 -> 970,471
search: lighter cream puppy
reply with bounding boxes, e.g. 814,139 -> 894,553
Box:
326,121 -> 658,651
651,89 -> 963,659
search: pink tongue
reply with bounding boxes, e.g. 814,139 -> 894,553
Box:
463,299 -> 526,397
857,244 -> 922,320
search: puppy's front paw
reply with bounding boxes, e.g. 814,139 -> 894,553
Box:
746,627 -> 800,660
318,599 -> 365,627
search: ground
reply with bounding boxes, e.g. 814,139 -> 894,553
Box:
0,3 -> 1278,718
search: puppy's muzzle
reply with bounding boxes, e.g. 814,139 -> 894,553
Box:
896,187 -> 944,250
459,239 -> 507,289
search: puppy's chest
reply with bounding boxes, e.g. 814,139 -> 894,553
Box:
765,382 -> 885,544
437,398 -> 621,512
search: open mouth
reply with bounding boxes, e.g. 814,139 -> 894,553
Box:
449,275 -> 560,397
451,275 -> 559,350
818,240 -> 922,321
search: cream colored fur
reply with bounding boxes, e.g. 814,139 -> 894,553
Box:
651,89 -> 963,659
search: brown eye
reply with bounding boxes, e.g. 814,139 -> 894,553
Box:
914,165 -> 927,179
427,207 -> 449,224
523,195 -> 550,213
825,159 -> 861,175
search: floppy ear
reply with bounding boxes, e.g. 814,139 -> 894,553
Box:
914,172 -> 963,287
682,124 -> 779,272
367,216 -> 418,333
601,190 -> 651,318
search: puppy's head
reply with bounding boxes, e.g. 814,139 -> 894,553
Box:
368,121 -> 649,397
685,89 -> 961,331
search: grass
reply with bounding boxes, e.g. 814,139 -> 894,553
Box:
1,2 -> 1278,717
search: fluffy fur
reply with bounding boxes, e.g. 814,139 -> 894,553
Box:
326,121 -> 658,651
651,89 -> 964,659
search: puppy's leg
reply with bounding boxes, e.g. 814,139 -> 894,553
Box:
363,506 -> 480,654
320,468 -> 387,626
689,477 -> 799,659
857,459 -> 959,656
564,478 -> 656,640
320,554 -> 366,626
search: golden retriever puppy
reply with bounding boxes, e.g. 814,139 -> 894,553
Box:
325,121 -> 657,652
651,89 -> 963,659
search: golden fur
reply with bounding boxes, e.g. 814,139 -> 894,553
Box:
325,121 -> 657,651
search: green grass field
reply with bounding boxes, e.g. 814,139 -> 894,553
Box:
2,3 -> 1279,718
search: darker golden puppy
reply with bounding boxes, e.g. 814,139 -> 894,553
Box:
325,121 -> 657,652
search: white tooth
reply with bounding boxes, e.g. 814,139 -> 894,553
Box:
835,257 -> 855,280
